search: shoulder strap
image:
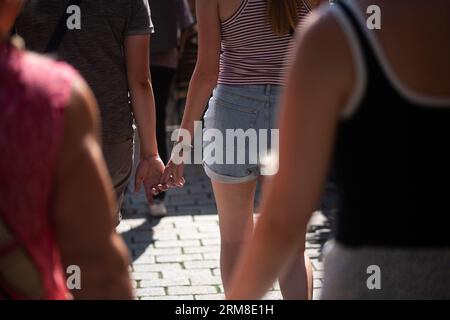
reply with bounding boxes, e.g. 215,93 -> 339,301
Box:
302,0 -> 313,12
336,1 -> 384,82
45,0 -> 83,53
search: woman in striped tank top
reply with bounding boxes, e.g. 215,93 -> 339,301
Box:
163,0 -> 323,299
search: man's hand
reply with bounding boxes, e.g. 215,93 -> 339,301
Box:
135,155 -> 165,205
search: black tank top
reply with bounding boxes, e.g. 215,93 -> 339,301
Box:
334,2 -> 450,247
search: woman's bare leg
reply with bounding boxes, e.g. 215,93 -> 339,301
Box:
212,179 -> 257,295
279,249 -> 313,300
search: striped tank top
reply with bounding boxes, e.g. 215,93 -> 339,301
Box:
218,0 -> 310,85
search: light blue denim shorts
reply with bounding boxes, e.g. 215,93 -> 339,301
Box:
203,84 -> 282,184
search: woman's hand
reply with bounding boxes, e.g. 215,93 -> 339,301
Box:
135,155 -> 166,205
161,158 -> 186,189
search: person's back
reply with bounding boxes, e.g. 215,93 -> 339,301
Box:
332,0 -> 450,247
227,0 -> 450,300
0,39 -> 133,300
0,40 -> 76,300
15,0 -> 152,144
0,0 -> 133,299
218,0 -> 310,85
16,1 -> 165,223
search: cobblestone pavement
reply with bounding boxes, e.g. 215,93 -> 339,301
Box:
119,164 -> 332,300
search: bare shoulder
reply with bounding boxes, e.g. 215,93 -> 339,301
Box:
65,77 -> 100,142
56,77 -> 101,173
295,4 -> 356,103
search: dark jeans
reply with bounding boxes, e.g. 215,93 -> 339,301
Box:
151,66 -> 176,201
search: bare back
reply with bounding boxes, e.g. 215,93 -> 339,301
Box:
350,0 -> 450,98
218,0 -> 245,22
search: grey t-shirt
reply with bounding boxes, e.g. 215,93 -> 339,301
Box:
16,0 -> 154,143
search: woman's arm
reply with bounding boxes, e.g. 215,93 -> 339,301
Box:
178,0 -> 221,139
53,78 -> 133,300
160,0 -> 221,187
227,8 -> 354,299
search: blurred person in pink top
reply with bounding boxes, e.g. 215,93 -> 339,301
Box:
0,0 -> 132,299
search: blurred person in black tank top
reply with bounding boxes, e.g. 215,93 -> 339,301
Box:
229,0 -> 450,299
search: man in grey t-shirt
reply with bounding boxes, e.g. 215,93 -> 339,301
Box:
16,1 -> 165,222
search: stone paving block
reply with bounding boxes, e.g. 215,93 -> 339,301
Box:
161,215 -> 194,223
313,279 -> 322,289
202,252 -> 220,260
154,239 -> 201,248
272,282 -> 280,291
140,277 -> 190,288
156,254 -> 203,263
132,263 -> 183,273
305,248 -> 321,259
142,295 -> 194,300
144,247 -> 182,256
190,274 -> 222,286
130,272 -> 160,280
194,215 -> 219,222
184,260 -> 220,269
162,269 -> 214,279
201,238 -> 221,246
173,220 -> 199,228
312,260 -> 324,271
121,218 -> 147,228
313,289 -> 322,300
197,225 -> 220,233
178,231 -> 219,240
172,226 -> 199,233
116,223 -> 131,233
263,291 -> 283,300
168,286 -> 218,295
314,271 -> 324,279
183,246 -> 220,254
152,232 -> 179,241
195,294 -> 225,300
134,264 -> 168,273
134,287 -> 165,297
132,256 -> 156,266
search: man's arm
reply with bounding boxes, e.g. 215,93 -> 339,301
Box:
52,77 -> 133,300
125,35 -> 165,202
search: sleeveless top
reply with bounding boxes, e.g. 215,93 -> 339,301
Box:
218,0 -> 310,85
0,41 -> 78,299
333,2 -> 450,248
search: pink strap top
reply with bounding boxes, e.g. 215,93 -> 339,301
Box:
0,41 -> 79,299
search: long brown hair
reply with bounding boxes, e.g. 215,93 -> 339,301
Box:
267,0 -> 303,36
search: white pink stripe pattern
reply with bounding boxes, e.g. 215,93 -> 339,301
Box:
218,0 -> 310,85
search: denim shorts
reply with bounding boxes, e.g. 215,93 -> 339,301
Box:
203,84 -> 282,184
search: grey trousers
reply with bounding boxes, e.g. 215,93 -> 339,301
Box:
103,139 -> 134,224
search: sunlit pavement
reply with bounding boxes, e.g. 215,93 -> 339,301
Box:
119,164 -> 331,300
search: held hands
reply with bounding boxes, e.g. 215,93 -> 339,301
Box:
134,155 -> 166,206
135,143 -> 189,206
160,142 -> 190,190
161,158 -> 186,189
